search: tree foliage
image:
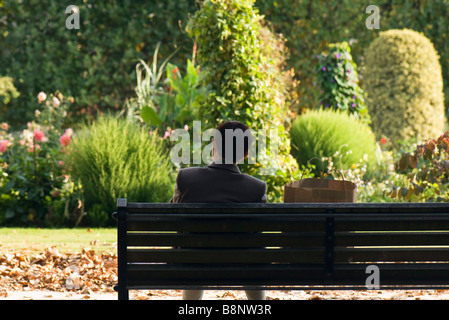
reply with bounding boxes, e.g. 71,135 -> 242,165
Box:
315,42 -> 369,121
187,0 -> 299,201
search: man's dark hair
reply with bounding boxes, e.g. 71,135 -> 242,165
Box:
215,121 -> 254,164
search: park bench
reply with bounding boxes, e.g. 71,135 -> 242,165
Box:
112,198 -> 449,300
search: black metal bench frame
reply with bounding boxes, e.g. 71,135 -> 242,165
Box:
113,198 -> 449,300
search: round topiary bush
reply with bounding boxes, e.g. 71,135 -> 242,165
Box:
290,108 -> 377,174
362,28 -> 445,148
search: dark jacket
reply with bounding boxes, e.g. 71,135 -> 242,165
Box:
169,162 -> 267,203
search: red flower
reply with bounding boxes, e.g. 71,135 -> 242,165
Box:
172,67 -> 179,79
34,129 -> 45,142
27,144 -> 40,153
0,139 -> 11,153
380,138 -> 387,145
60,134 -> 72,146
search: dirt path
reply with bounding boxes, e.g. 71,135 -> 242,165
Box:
2,289 -> 449,300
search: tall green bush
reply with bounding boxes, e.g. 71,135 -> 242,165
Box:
186,0 -> 299,202
66,116 -> 175,226
290,108 -> 377,174
315,42 -> 369,122
363,29 -> 445,149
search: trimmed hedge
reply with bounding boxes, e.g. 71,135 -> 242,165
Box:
0,0 -> 198,127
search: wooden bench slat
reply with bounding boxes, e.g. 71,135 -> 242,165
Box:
127,218 -> 326,233
335,247 -> 449,262
127,232 -> 325,248
335,232 -> 449,246
124,202 -> 449,214
126,264 -> 326,288
127,248 -> 325,264
126,214 -> 449,232
335,219 -> 449,231
332,263 -> 449,285
125,263 -> 449,288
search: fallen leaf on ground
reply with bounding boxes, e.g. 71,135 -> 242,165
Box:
0,247 -> 117,294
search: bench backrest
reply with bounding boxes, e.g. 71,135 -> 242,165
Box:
114,199 -> 449,295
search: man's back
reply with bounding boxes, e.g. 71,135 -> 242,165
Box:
169,120 -> 267,300
170,162 -> 267,203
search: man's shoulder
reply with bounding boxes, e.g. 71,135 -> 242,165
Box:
240,172 -> 267,188
176,165 -> 209,182
178,165 -> 265,187
178,165 -> 209,176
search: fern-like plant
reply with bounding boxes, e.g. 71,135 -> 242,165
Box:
66,116 -> 175,225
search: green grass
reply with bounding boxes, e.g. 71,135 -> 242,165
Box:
0,228 -> 117,256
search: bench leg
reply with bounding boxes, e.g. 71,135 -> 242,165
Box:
118,287 -> 129,300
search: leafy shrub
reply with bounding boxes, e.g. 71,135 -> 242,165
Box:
186,0 -> 299,202
0,92 -> 81,226
66,116 -> 175,225
363,28 -> 445,149
127,43 -> 206,133
315,143 -> 409,203
394,131 -> 449,202
315,42 -> 369,121
0,76 -> 19,106
290,108 -> 377,174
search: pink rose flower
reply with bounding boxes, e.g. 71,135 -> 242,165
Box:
52,97 -> 60,107
0,139 -> 11,153
1,122 -> 8,131
27,144 -> 40,153
34,129 -> 46,142
60,133 -> 72,146
37,92 -> 47,103
64,128 -> 73,137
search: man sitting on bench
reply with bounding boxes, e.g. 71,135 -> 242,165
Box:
169,120 -> 267,300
